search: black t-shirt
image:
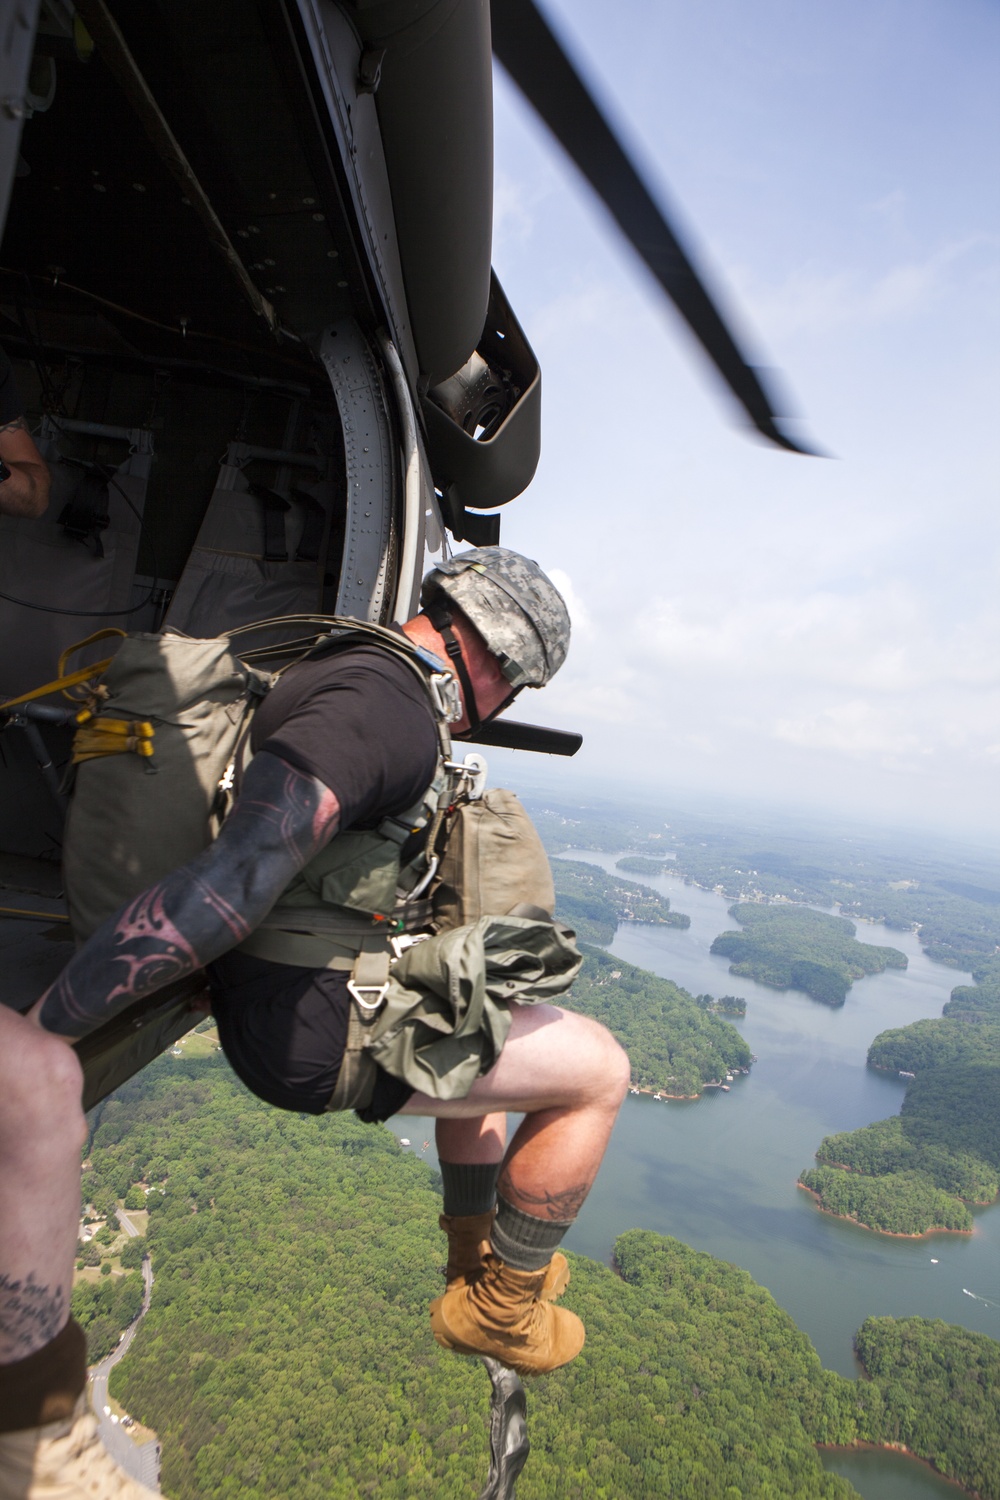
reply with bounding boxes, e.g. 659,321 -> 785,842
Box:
0,346 -> 23,426
209,642 -> 438,1119
250,642 -> 439,827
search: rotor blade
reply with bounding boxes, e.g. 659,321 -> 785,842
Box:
492,0 -> 814,454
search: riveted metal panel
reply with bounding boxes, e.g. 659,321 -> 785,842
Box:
319,320 -> 395,621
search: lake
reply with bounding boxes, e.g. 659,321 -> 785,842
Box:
392,850 -> 999,1500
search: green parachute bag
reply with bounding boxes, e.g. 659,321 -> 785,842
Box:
365,914 -> 583,1100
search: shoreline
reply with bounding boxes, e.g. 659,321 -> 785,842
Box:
631,1083 -> 700,1101
796,1180 -> 974,1239
817,1441 -> 978,1497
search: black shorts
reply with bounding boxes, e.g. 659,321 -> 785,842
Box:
207,950 -> 413,1123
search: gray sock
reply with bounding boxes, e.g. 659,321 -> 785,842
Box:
439,1159 -> 501,1218
490,1193 -> 573,1272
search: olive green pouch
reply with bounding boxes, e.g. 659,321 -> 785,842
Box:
365,914 -> 582,1100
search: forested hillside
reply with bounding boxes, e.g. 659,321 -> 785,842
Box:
710,904 -> 906,1005
561,947 -> 751,1095
90,1058 -> 998,1499
552,859 -> 689,945
853,1316 -> 1000,1499
526,795 -> 1000,975
801,968 -> 1000,1234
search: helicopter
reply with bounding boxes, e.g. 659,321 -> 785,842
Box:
0,0 -> 812,1102
0,4 -> 812,1490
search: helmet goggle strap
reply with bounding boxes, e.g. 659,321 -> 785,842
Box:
425,597 -> 519,736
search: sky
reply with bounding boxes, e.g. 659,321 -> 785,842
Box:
471,0 -> 1000,843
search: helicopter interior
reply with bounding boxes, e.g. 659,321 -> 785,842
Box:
0,0 -> 812,1106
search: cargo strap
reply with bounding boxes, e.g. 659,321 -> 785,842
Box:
0,629 -> 126,714
72,718 -> 155,763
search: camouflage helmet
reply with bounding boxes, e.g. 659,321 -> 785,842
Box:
421,547 -> 570,688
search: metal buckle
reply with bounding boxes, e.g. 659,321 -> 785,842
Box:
428,671 -> 463,723
346,980 -> 389,1012
442,752 -> 488,800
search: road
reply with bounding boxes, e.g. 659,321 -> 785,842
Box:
88,1212 -> 161,1492
116,1207 -> 144,1239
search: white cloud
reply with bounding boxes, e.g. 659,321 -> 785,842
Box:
773,700 -> 928,759
731,236 -> 997,338
547,567 -> 594,638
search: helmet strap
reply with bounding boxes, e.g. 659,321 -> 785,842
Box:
425,597 -> 484,735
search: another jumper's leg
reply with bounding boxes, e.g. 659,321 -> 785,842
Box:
0,1006 -> 159,1498
400,1004 -> 631,1375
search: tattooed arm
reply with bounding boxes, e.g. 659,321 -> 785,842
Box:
30,751 -> 340,1039
0,414 -> 51,517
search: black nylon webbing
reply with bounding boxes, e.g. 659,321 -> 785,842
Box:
250,485 -> 290,562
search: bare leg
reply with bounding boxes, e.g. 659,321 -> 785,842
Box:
413,1006 -> 629,1375
401,1005 -> 630,1220
0,1007 -> 86,1365
435,1113 -> 506,1166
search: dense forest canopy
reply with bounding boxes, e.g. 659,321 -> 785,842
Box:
82,1058 -> 999,1499
551,859 -> 689,945
943,954 -> 1000,1019
853,1316 -> 1000,1500
869,1017 -> 1000,1073
710,903 -> 906,1006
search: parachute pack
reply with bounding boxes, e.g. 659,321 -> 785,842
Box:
3,616 -> 578,1105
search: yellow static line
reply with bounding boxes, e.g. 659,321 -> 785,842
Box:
0,905 -> 70,922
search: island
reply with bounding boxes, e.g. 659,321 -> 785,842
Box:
710,902 -> 907,1006
614,855 -> 670,877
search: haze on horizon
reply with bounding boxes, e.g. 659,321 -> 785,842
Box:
477,0 -> 999,844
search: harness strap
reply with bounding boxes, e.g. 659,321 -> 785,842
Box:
425,597 -> 481,733
231,930 -> 358,969
72,719 -> 155,763
325,1004 -> 378,1113
249,485 -> 291,562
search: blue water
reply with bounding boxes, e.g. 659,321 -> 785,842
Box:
392,851 -> 998,1498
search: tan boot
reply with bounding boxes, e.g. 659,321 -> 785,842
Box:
0,1395 -> 160,1500
429,1252 -> 585,1376
441,1210 -> 496,1290
439,1213 -> 571,1301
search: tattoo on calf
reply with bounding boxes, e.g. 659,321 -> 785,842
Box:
0,1273 -> 66,1358
498,1172 -> 591,1221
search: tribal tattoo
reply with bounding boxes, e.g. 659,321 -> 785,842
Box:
38,753 -> 340,1038
497,1172 -> 592,1221
0,1272 -> 67,1360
